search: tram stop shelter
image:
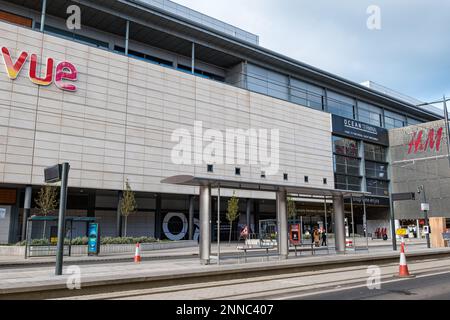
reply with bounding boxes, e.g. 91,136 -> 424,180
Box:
162,175 -> 370,265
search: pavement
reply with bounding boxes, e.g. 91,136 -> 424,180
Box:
0,238 -> 427,267
0,240 -> 449,300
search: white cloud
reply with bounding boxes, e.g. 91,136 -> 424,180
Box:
173,0 -> 450,102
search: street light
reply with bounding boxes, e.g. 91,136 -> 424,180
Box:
417,185 -> 431,249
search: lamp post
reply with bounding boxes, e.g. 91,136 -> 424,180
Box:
417,185 -> 431,249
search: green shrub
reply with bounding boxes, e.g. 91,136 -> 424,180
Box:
15,236 -> 159,246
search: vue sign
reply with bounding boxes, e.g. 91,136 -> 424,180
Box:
1,47 -> 77,92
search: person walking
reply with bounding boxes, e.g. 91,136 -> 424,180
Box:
321,230 -> 327,246
313,227 -> 320,247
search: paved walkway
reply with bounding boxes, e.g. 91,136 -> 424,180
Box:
1,242 -> 447,298
0,238 -> 427,267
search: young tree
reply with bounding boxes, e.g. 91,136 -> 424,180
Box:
287,196 -> 297,221
226,191 -> 240,244
120,179 -> 137,237
35,185 -> 59,239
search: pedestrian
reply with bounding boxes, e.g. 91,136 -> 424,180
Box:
321,230 -> 327,246
313,227 -> 320,247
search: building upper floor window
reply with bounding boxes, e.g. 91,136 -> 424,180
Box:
333,136 -> 359,158
358,101 -> 382,127
365,161 -> 388,180
384,110 -> 406,129
364,143 -> 386,162
0,10 -> 32,28
367,179 -> 389,197
327,91 -> 355,119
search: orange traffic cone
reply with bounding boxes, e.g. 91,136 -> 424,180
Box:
398,239 -> 413,278
134,243 -> 142,263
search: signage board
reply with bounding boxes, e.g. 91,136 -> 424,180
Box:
392,192 -> 416,202
87,223 -> 100,256
332,115 -> 389,146
290,224 -> 301,246
396,228 -> 408,236
442,233 -> 450,240
421,203 -> 430,211
344,196 -> 390,207
44,164 -> 62,183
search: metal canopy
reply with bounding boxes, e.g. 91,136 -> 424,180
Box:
161,175 -> 371,198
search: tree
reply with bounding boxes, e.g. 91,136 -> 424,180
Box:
287,196 -> 297,221
35,185 -> 59,238
120,179 -> 137,237
226,191 -> 240,244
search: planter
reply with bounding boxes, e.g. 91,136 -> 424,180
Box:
0,240 -> 198,257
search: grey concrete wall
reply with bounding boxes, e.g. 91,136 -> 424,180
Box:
389,120 -> 450,219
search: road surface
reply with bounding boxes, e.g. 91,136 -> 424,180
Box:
57,256 -> 450,300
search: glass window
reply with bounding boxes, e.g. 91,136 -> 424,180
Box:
365,161 -> 388,180
407,117 -> 422,126
367,179 -> 389,196
335,175 -> 362,191
327,91 -> 355,119
334,155 -> 361,176
333,136 -> 359,157
364,143 -> 386,162
384,110 -> 406,129
290,78 -> 324,110
358,101 -> 382,127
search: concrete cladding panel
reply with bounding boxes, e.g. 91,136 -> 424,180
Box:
389,119 -> 450,219
0,22 -> 334,197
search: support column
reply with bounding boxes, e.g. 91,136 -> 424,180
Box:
40,0 -> 47,32
276,190 -> 288,259
246,199 -> 251,229
125,20 -> 130,55
333,195 -> 346,254
155,194 -> 162,240
21,186 -> 32,241
199,185 -> 211,265
191,43 -> 195,74
116,191 -> 123,237
188,195 -> 195,240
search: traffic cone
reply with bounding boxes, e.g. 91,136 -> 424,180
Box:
398,239 -> 413,278
134,243 -> 142,263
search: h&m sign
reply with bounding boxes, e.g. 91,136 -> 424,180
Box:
1,47 -> 78,92
407,126 -> 444,154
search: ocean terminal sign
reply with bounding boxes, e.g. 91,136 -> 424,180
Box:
332,115 -> 389,146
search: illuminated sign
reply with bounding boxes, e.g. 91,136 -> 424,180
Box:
1,47 -> 78,92
408,127 -> 443,154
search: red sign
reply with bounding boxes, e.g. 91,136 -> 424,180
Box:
408,127 -> 443,154
290,224 -> 301,245
1,47 -> 78,92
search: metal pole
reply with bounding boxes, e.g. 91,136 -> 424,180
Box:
217,185 -> 221,265
363,196 -> 368,251
421,185 -> 431,249
324,196 -> 328,248
199,185 -> 211,265
40,0 -> 47,32
350,196 -> 355,250
191,43 -> 195,74
21,186 -> 32,241
390,196 -> 397,251
188,195 -> 194,240
443,95 -> 450,168
125,20 -> 130,55
55,163 -> 70,276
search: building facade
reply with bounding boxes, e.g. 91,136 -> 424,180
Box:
0,0 -> 442,244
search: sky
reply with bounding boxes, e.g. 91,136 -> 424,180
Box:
173,0 -> 450,104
